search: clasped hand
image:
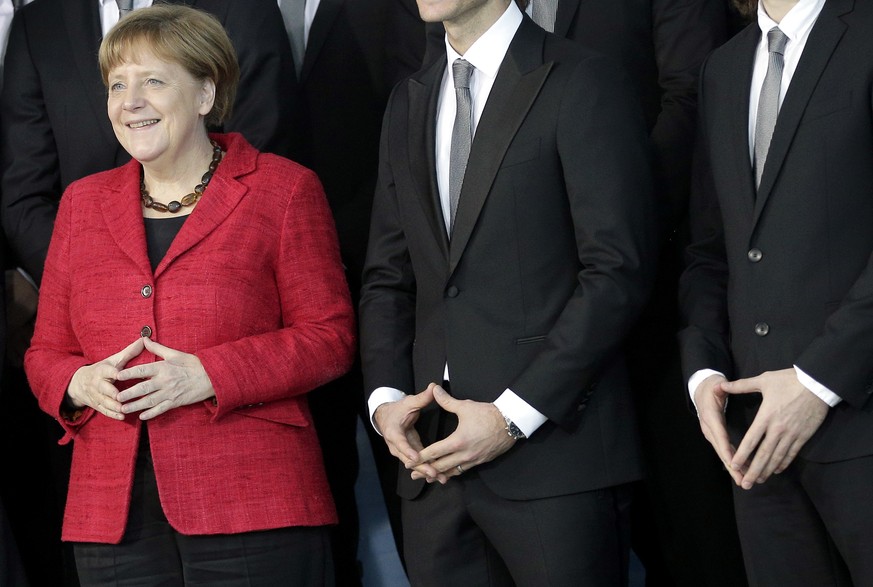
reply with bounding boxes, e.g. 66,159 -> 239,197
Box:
66,337 -> 214,421
373,382 -> 516,484
696,368 -> 829,490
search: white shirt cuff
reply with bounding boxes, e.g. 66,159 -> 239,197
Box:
688,369 -> 725,412
367,386 -> 407,436
794,365 -> 842,407
493,389 -> 547,438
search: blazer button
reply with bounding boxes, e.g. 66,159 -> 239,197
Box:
754,322 -> 769,337
141,284 -> 153,298
140,325 -> 153,338
446,286 -> 459,298
747,248 -> 763,263
577,403 -> 587,412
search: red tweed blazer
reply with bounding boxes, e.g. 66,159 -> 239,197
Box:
24,133 -> 355,543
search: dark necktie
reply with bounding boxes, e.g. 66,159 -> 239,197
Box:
531,0 -> 557,32
280,0 -> 306,79
11,0 -> 24,10
753,27 -> 789,189
449,59 -> 474,236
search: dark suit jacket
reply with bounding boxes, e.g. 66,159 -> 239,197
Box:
0,0 -> 298,285
360,16 -> 658,500
296,0 -> 424,299
680,0 -> 873,463
427,0 -> 728,235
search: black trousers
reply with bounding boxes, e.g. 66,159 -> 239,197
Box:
73,433 -> 334,587
733,454 -> 873,587
402,472 -> 633,587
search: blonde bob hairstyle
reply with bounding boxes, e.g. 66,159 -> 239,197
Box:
99,4 -> 240,128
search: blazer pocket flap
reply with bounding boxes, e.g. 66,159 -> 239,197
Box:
515,335 -> 546,345
235,398 -> 309,427
804,90 -> 852,122
501,138 -> 541,168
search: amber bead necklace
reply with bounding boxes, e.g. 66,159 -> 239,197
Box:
140,140 -> 223,213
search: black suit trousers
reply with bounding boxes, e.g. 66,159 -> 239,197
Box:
402,474 -> 633,587
733,454 -> 873,587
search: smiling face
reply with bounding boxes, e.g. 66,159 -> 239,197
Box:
106,47 -> 215,171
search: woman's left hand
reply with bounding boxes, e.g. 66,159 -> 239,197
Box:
115,337 -> 215,420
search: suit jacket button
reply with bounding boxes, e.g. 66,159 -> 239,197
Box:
577,403 -> 586,412
446,286 -> 459,298
140,325 -> 153,338
754,322 -> 769,337
141,284 -> 153,298
747,248 -> 763,263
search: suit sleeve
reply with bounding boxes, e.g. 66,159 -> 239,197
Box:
358,88 -> 417,398
677,56 -> 734,389
197,169 -> 356,417
509,57 -> 659,429
0,13 -> 62,285
649,0 -> 728,237
216,0 -> 301,160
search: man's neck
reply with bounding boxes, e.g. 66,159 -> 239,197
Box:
444,0 -> 510,55
762,0 -> 799,23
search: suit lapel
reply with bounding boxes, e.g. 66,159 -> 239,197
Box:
408,58 -> 450,258
727,26 -> 759,220
65,0 -> 116,146
753,0 -> 851,225
553,0 -> 581,38
449,19 -> 551,274
301,0 -> 343,82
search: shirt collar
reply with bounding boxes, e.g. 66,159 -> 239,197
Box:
757,0 -> 826,43
444,1 -> 523,78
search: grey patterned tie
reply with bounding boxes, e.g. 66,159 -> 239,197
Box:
753,27 -> 789,189
280,0 -> 306,79
115,0 -> 133,19
449,59 -> 474,236
531,0 -> 557,32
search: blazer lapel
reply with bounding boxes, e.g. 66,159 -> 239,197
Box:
300,0 -> 343,82
408,58 -> 450,258
753,0 -> 851,225
65,0 -> 116,146
100,162 -> 152,277
154,138 -> 254,277
449,19 -> 551,274
553,0 -> 581,38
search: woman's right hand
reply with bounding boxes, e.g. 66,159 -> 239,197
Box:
66,338 -> 145,421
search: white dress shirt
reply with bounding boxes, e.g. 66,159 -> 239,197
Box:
368,1 -> 548,438
689,0 -> 841,409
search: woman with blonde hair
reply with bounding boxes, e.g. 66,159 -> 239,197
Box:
24,5 -> 355,585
